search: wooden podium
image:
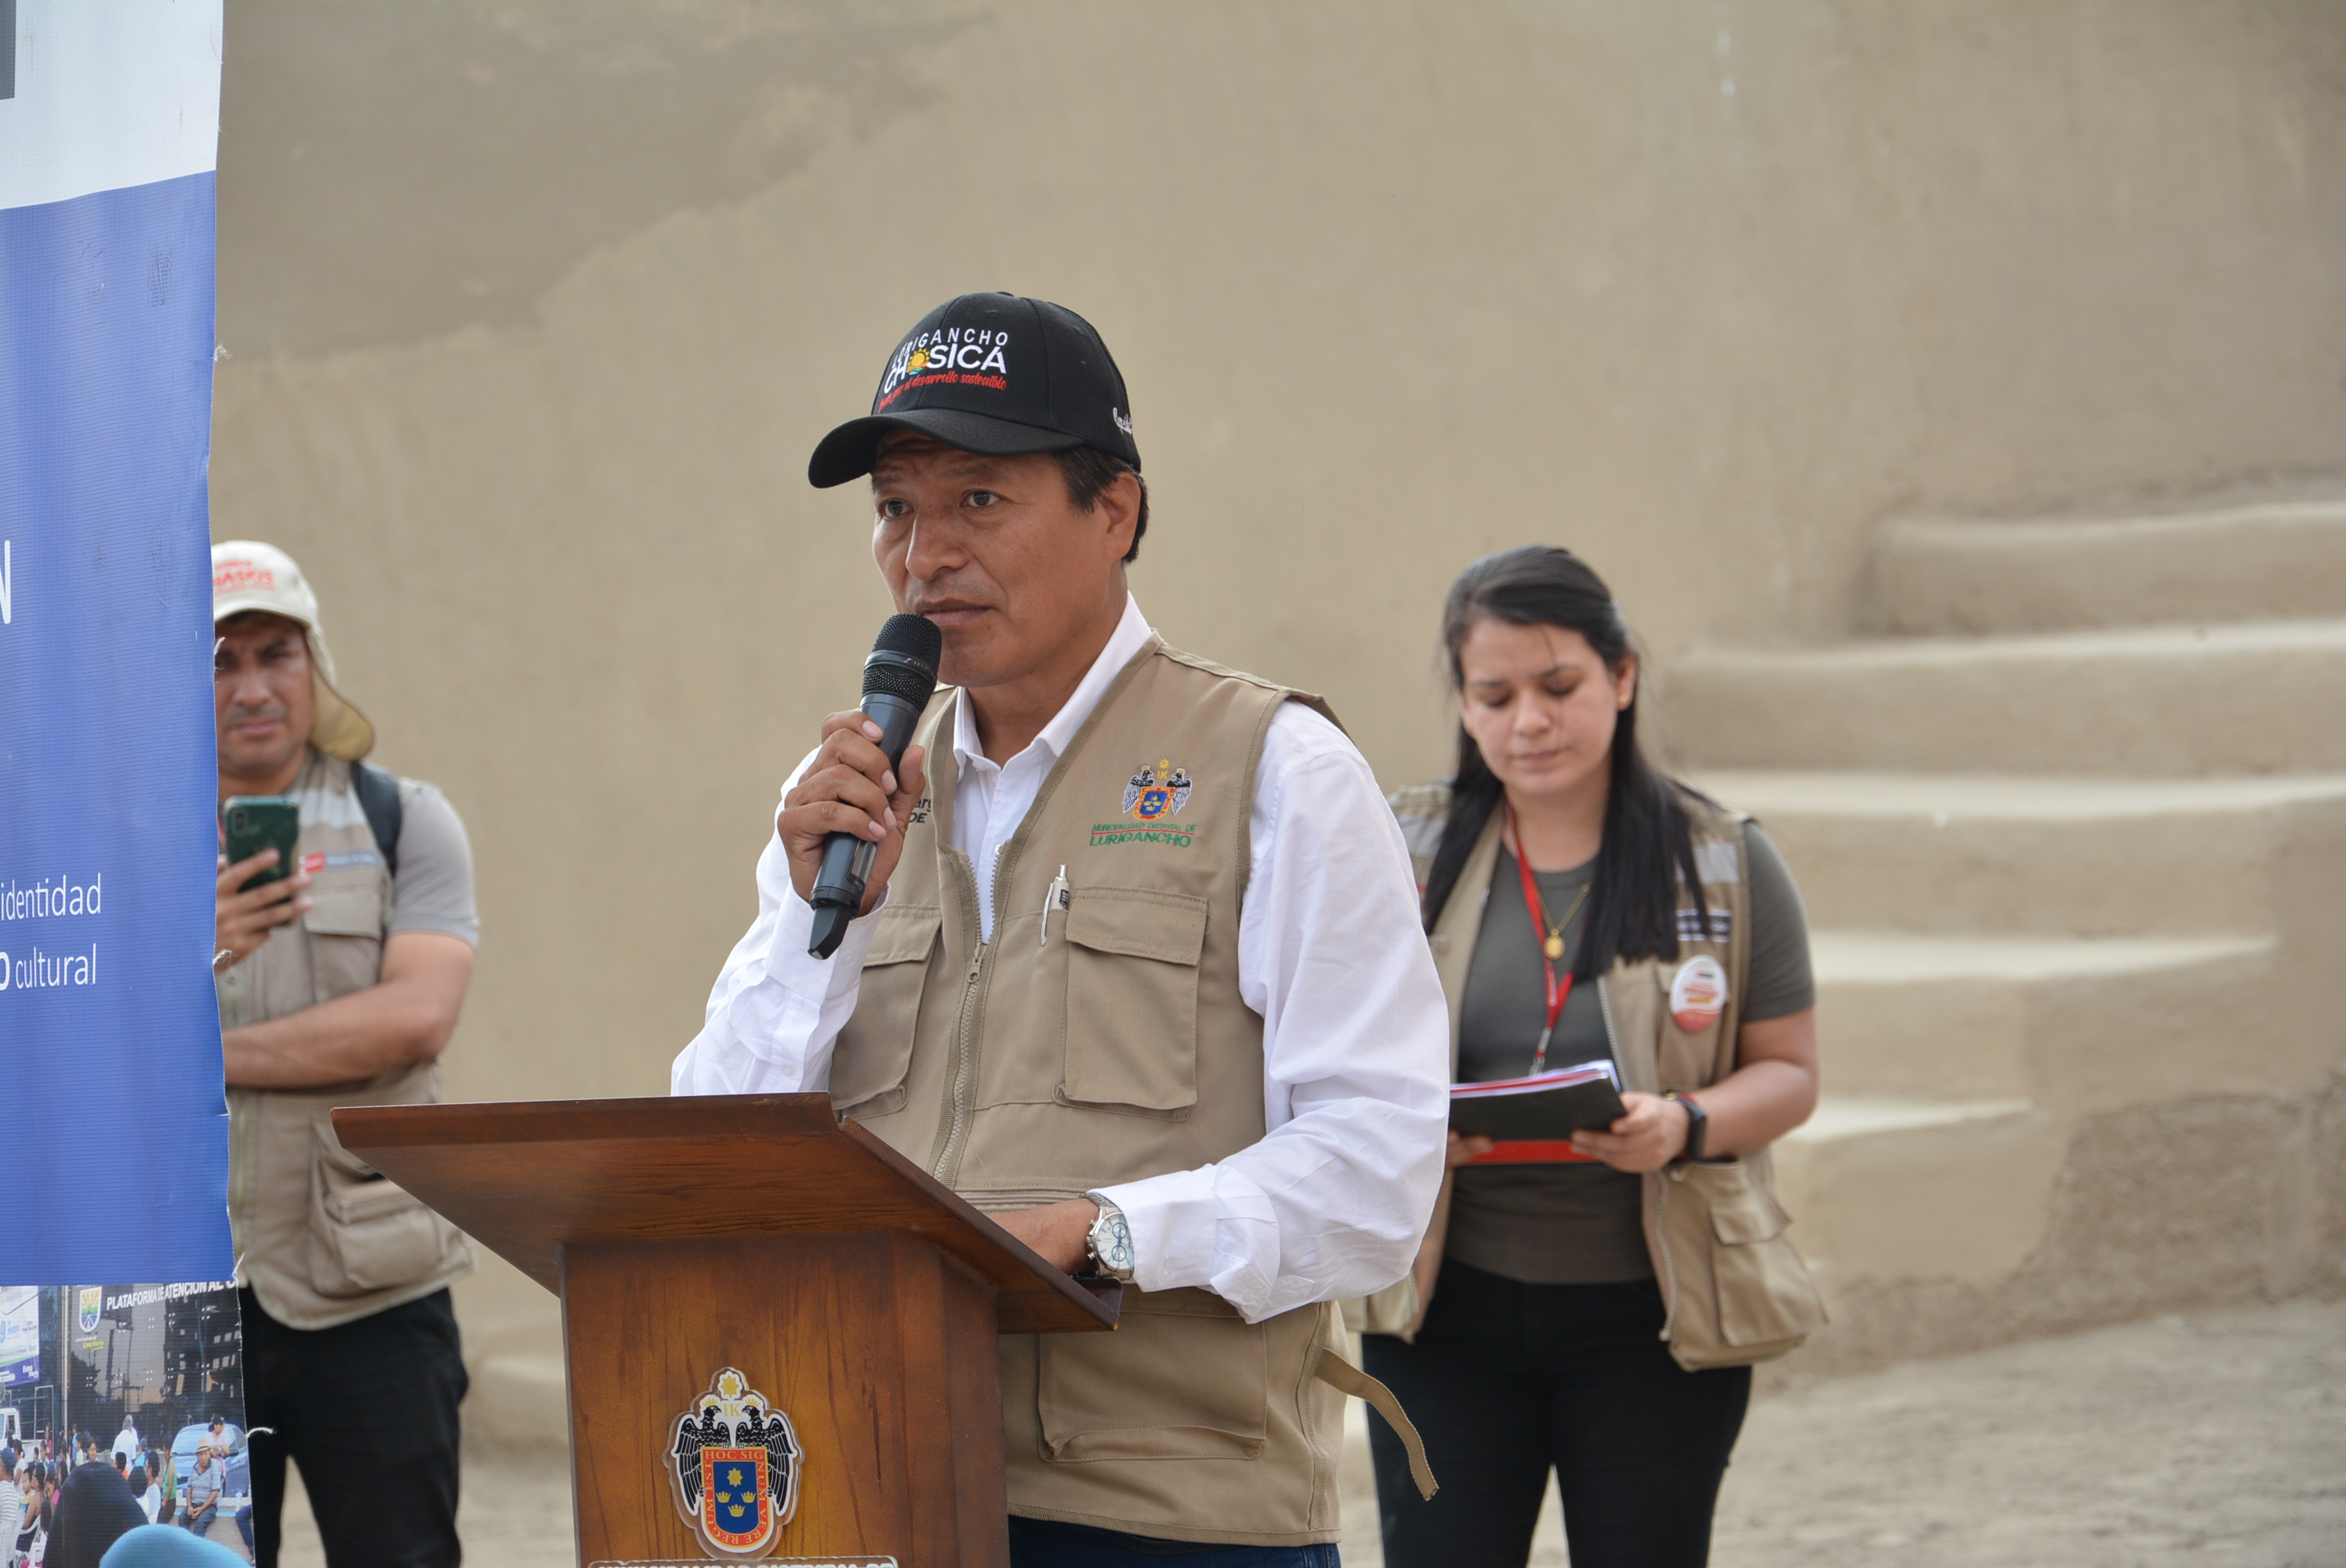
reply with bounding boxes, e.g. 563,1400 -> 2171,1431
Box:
332,1094 -> 1119,1567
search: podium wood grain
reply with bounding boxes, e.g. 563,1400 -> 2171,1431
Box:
332,1094 -> 1116,1565
565,1233 -> 1006,1563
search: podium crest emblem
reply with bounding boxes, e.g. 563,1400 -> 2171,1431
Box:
668,1367 -> 802,1559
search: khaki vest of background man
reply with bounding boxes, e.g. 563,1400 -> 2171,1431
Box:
219,753 -> 473,1330
830,637 -> 1352,1547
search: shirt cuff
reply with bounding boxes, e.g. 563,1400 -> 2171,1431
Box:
768,881 -> 889,1007
1092,1167 -> 1280,1319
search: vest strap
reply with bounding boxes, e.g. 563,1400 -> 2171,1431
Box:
1312,1347 -> 1437,1501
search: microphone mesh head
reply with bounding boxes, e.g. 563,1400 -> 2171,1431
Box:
862,613 -> 943,706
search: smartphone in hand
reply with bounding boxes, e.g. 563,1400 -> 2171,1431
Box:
222,796 -> 301,893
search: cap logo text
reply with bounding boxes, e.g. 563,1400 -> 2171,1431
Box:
213,561 -> 276,592
878,326 -> 1011,408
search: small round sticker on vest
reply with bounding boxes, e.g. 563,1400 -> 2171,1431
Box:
1668,956 -> 1728,1033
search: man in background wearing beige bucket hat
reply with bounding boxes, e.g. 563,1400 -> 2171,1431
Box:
209,540 -> 480,1568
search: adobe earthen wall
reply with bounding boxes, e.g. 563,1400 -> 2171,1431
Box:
207,0 -> 2346,1359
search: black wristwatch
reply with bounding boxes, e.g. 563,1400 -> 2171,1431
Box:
1664,1091 -> 1707,1165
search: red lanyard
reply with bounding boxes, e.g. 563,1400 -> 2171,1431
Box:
1507,807 -> 1571,1075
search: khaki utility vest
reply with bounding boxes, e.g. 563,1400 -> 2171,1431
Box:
829,638 -> 1357,1546
1370,782 -> 1825,1370
219,752 -> 473,1330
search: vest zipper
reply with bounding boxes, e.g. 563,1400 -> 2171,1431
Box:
931,691 -> 1106,1184
1600,972 -> 1680,1344
227,1088 -> 255,1246
934,939 -> 990,1184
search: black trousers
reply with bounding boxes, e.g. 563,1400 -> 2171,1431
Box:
242,1287 -> 469,1568
1362,1260 -> 1749,1568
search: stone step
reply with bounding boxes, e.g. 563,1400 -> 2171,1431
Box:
1772,1096 -> 2063,1294
1659,619 -> 2346,776
1807,930 -> 2272,1106
1879,499 -> 2346,635
1694,770 -> 2346,937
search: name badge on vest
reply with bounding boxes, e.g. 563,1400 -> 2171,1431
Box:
1669,956 -> 1727,1033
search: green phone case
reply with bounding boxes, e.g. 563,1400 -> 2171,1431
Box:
221,796 -> 301,892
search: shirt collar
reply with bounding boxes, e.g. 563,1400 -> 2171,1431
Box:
951,593 -> 1154,773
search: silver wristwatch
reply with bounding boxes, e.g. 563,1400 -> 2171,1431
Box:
1083,1193 -> 1136,1282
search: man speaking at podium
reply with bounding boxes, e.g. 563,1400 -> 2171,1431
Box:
674,293 -> 1449,1565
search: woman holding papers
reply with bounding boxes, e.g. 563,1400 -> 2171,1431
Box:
1361,546 -> 1827,1568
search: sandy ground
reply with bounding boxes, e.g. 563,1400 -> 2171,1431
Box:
267,1298 -> 2346,1567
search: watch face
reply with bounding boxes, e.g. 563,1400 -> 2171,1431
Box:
1097,1214 -> 1135,1272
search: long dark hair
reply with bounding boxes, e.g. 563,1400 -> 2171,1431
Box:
1422,546 -> 1706,979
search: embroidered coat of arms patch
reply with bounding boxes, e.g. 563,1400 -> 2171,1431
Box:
1121,758 -> 1193,822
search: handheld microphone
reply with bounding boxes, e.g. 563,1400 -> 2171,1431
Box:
808,612 -> 943,959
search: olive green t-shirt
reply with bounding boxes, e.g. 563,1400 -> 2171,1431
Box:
1444,821 -> 1813,1285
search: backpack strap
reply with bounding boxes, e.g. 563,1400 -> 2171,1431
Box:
350,760 -> 405,878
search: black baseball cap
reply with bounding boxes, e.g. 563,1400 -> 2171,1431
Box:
808,292 -> 1141,488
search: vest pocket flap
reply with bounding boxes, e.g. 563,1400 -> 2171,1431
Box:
1037,1289 -> 1269,1462
1062,888 -> 1206,1113
830,906 -> 941,1117
865,903 -> 942,966
1660,1159 -> 1828,1359
300,871 -> 389,1009
1701,1170 -> 1789,1246
1066,888 -> 1208,966
325,1171 -> 426,1225
1716,1236 -> 1827,1350
303,883 -> 383,938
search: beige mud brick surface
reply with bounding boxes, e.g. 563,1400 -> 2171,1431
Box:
1699,1300 -> 2346,1568
267,1298 -> 2346,1567
1514,1300 -> 2346,1568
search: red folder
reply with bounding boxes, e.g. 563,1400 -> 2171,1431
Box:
1451,1061 -> 1625,1166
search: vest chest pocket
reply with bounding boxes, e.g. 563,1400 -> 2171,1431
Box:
303,873 -> 387,1007
1060,887 -> 1208,1116
831,903 -> 942,1119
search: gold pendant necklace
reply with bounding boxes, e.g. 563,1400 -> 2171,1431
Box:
1538,879 -> 1592,961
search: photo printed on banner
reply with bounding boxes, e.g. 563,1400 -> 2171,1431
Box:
0,1282 -> 249,1554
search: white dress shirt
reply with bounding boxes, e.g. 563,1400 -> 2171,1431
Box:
672,596 -> 1450,1323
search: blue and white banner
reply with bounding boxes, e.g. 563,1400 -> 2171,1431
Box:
1,1 -> 233,1284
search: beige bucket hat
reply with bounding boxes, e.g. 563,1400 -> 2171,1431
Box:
211,541 -> 376,761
